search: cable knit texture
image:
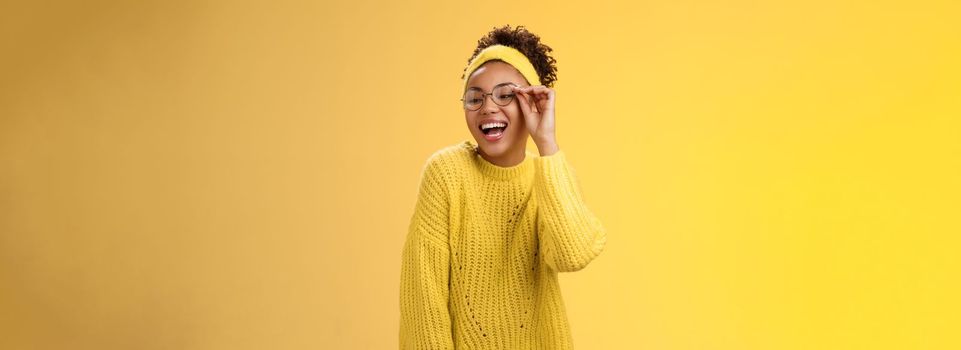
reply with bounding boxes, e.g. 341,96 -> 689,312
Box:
399,139 -> 607,349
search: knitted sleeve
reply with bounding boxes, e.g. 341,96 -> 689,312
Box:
533,149 -> 608,272
399,157 -> 455,349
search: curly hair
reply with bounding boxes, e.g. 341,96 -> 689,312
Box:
461,24 -> 558,88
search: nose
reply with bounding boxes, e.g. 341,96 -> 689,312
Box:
481,95 -> 500,115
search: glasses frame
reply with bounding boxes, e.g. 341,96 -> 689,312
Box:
460,82 -> 520,111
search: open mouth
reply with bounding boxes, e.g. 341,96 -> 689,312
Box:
479,121 -> 508,139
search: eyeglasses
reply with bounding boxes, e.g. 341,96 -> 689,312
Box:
460,82 -> 519,111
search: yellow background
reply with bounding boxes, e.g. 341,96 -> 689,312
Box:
2,0 -> 959,349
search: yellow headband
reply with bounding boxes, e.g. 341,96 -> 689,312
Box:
463,44 -> 541,91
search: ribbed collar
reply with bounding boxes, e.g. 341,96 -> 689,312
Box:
461,140 -> 535,181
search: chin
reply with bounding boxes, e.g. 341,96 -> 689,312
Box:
475,134 -> 518,157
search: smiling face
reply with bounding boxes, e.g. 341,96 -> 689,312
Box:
463,60 -> 531,166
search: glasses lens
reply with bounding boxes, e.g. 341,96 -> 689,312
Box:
492,84 -> 515,106
463,90 -> 483,110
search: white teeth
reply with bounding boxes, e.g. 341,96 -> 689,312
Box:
480,122 -> 507,130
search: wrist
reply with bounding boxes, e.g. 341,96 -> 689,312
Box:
535,139 -> 559,156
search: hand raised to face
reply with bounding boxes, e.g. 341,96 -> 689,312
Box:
512,85 -> 558,155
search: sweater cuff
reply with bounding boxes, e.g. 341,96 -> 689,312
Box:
534,150 -> 573,194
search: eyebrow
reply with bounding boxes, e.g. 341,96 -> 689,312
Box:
467,81 -> 517,90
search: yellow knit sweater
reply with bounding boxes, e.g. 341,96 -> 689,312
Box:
399,139 -> 607,349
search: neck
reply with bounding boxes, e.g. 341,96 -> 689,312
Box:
478,146 -> 527,167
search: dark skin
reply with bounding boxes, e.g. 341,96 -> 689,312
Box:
464,61 -> 559,167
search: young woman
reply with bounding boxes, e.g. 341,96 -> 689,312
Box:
399,25 -> 608,349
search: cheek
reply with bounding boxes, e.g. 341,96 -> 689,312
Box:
506,105 -> 524,123
465,113 -> 479,133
